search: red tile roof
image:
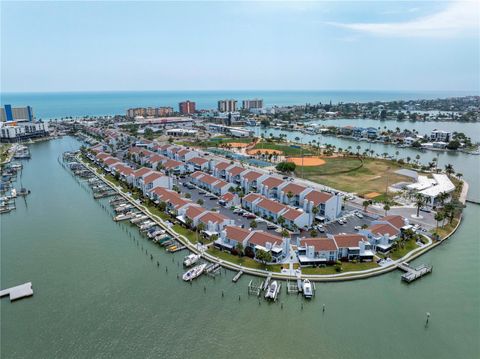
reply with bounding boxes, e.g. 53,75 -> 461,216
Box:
257,198 -> 287,214
215,162 -> 231,171
368,223 -> 398,237
261,176 -> 284,188
333,234 -> 367,248
96,152 -> 110,160
177,149 -> 190,156
143,171 -> 164,185
104,157 -> 121,166
185,205 -> 207,219
189,157 -> 209,165
305,190 -> 333,205
132,167 -> 153,178
224,225 -> 250,242
381,215 -> 405,229
199,212 -> 229,224
199,174 -> 219,185
281,183 -> 307,196
301,238 -> 337,251
213,179 -> 229,188
163,159 -> 183,169
248,231 -> 283,247
221,192 -> 235,201
282,208 -> 303,221
243,193 -> 263,203
191,171 -> 205,179
227,166 -> 246,177
242,170 -> 263,181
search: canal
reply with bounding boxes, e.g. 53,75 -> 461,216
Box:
1,137 -> 479,358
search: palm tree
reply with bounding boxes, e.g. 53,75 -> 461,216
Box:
277,216 -> 285,227
311,206 -> 319,224
383,201 -> 391,216
362,200 -> 371,213
415,194 -> 425,217
250,219 -> 257,229
406,156 -> 411,164
196,222 -> 206,243
456,173 -> 463,180
434,211 -> 444,233
281,229 -> 290,238
235,242 -> 244,256
197,198 -> 204,206
437,191 -> 449,207
445,164 -> 455,177
286,191 -> 294,204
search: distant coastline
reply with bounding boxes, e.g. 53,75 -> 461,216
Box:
1,90 -> 478,119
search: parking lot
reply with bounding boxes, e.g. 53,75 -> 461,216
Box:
177,177 -> 284,238
321,212 -> 374,235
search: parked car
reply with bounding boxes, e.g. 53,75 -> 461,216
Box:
420,207 -> 431,213
232,208 -> 242,214
354,225 -> 361,231
267,224 -> 277,230
337,219 -> 344,225
244,213 -> 256,219
355,212 -> 364,219
209,196 -> 218,200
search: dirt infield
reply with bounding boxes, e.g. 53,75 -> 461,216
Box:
287,157 -> 326,166
247,149 -> 284,155
364,192 -> 382,199
224,142 -> 251,148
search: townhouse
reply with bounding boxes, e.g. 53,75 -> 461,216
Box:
186,157 -> 209,173
258,176 -> 285,199
331,234 -> 374,261
213,161 -> 233,179
128,167 -> 153,187
215,225 -> 251,251
175,148 -> 199,162
239,170 -> 266,192
178,204 -> 234,235
138,171 -> 172,195
302,190 -> 342,221
219,192 -> 240,207
278,183 -> 309,206
225,165 -> 248,185
360,215 -> 406,253
161,159 -> 185,174
245,231 -> 288,262
297,237 -> 338,265
190,171 -> 232,195
149,187 -> 192,214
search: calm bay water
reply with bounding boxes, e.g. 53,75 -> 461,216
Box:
0,90 -> 475,119
1,137 -> 479,359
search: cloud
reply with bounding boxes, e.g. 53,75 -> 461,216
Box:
329,1 -> 479,38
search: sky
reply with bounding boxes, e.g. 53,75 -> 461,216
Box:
1,0 -> 479,93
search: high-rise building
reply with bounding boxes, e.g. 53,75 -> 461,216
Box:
218,99 -> 237,113
126,107 -> 173,118
0,105 -> 34,122
242,99 -> 263,110
179,101 -> 196,114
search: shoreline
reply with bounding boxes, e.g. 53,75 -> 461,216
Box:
76,153 -> 466,282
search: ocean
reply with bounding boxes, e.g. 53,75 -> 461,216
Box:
0,90 -> 476,119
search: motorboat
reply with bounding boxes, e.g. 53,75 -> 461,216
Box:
139,220 -> 156,231
114,211 -> 136,222
265,280 -> 280,300
183,253 -> 200,267
302,279 -> 313,299
130,214 -> 148,224
182,263 -> 207,281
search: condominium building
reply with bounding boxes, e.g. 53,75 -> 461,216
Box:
179,101 -> 196,114
242,99 -> 263,110
0,105 -> 34,122
126,107 -> 174,118
218,99 -> 237,113
430,129 -> 452,142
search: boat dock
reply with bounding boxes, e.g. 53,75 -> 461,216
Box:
398,262 -> 433,283
247,280 -> 263,296
232,271 -> 243,283
0,282 -> 33,301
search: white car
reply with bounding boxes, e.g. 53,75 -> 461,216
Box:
355,212 -> 364,219
354,225 -> 361,231
337,219 -> 344,225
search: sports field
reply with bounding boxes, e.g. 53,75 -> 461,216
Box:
247,148 -> 283,155
252,142 -> 312,156
287,156 -> 326,166
295,157 -> 412,197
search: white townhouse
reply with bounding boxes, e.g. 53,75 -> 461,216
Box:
258,176 -> 286,200
139,171 -> 172,195
239,170 -> 267,193
302,190 -> 342,221
127,167 -> 153,187
186,157 -> 210,173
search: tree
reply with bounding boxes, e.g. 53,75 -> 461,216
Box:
311,206 -> 319,223
250,219 -> 257,229
383,201 -> 391,216
185,193 -> 191,199
196,222 -> 206,243
277,216 -> 285,227
144,128 -> 154,140
446,140 -> 461,150
415,194 -> 425,217
362,200 -> 371,213
158,201 -> 167,212
445,164 -> 455,177
281,229 -> 290,238
310,229 -> 318,237
235,242 -> 244,256
434,211 -> 444,232
286,191 -> 294,204
276,161 -> 296,173
197,198 -> 204,206
185,217 -> 193,229
255,249 -> 272,264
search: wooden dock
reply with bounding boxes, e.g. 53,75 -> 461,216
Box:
0,282 -> 33,301
398,262 -> 433,283
232,271 -> 244,283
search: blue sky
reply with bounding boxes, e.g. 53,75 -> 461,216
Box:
1,1 -> 479,92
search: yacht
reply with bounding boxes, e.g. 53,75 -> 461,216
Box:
302,279 -> 313,299
182,263 -> 207,281
264,280 -> 280,300
183,253 -> 200,267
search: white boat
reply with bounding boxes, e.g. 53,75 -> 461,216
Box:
147,229 -> 164,239
265,280 -> 280,300
139,221 -> 155,231
182,263 -> 207,281
130,215 -> 148,224
302,279 -> 313,299
10,189 -> 17,198
183,253 -> 200,267
114,211 -> 135,222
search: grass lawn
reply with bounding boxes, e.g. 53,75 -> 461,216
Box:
301,261 -> 378,275
389,239 -> 419,260
433,218 -> 460,240
173,224 -> 199,243
176,137 -> 254,148
296,157 -> 412,197
253,142 -> 312,156
207,247 -> 284,272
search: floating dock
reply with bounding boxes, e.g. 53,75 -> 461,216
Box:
232,271 -> 244,283
0,282 -> 33,301
398,262 -> 433,283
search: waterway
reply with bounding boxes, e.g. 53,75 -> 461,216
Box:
1,137 -> 479,358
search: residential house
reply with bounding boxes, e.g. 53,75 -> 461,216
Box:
128,167 -> 153,187
139,171 -> 172,195
245,231 -> 287,262
303,190 -> 342,220
258,176 -> 285,199
225,165 -> 248,185
332,234 -> 374,261
186,157 -> 209,172
240,170 -> 266,192
215,225 -> 251,251
278,183 -> 309,206
297,238 -> 338,265
213,161 -> 232,179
